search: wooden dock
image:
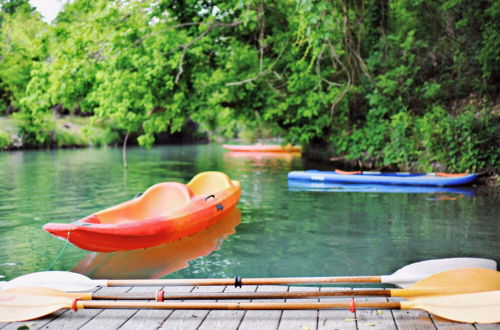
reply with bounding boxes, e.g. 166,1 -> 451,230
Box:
1,285 -> 498,329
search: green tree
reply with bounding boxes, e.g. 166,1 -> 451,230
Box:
0,0 -> 497,172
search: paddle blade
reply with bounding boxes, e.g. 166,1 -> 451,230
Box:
397,268 -> 500,297
0,291 -> 72,322
1,287 -> 91,300
1,271 -> 105,292
382,258 -> 497,288
402,290 -> 500,324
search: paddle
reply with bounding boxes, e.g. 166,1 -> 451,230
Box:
0,290 -> 498,323
0,258 -> 496,291
5,268 -> 498,301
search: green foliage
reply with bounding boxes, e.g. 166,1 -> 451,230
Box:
415,107 -> 499,172
0,0 -> 34,15
0,129 -> 9,148
0,8 -> 48,108
0,0 -> 498,172
336,105 -> 499,172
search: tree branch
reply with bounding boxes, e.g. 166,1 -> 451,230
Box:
327,39 -> 352,118
175,20 -> 243,84
226,2 -> 271,87
109,22 -> 202,60
316,44 -> 343,88
134,22 -> 201,46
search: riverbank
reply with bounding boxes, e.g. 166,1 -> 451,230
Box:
0,115 -> 208,150
0,115 -> 115,150
1,115 -> 498,187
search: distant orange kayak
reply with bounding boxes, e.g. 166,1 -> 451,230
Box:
43,172 -> 241,252
223,143 -> 301,153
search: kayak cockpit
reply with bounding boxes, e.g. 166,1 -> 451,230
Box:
94,182 -> 194,224
81,172 -> 235,225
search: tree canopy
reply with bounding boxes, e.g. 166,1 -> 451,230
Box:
0,0 -> 498,172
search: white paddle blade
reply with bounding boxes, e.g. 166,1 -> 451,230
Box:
0,291 -> 71,322
402,290 -> 500,324
0,271 -> 107,292
381,258 -> 497,288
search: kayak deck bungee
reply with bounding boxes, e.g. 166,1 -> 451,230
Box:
223,143 -> 301,153
42,172 -> 241,252
288,170 -> 478,187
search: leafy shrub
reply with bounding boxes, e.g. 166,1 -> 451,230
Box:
0,130 -> 10,149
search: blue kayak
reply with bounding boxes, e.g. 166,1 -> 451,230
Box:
287,170 -> 478,187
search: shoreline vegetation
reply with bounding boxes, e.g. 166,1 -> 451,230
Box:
1,114 -> 498,186
0,1 -> 498,177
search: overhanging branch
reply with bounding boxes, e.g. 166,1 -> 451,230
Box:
175,20 -> 243,84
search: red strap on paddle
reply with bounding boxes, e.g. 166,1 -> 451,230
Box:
156,289 -> 165,302
349,298 -> 356,313
72,299 -> 79,311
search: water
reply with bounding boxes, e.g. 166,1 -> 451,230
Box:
0,144 -> 498,281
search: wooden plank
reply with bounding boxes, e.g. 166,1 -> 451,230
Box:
355,295 -> 397,330
157,285 -> 226,330
234,285 -> 288,330
475,325 -> 500,330
117,285 -> 193,330
392,310 -> 436,330
432,315 -> 475,330
390,297 -> 435,330
0,310 -> 67,330
318,287 -> 357,330
278,286 -> 319,330
72,286 -> 135,330
197,284 -> 257,330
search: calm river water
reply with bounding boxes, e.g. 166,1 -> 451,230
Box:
0,144 -> 498,281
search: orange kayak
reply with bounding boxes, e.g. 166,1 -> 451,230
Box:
223,143 -> 301,153
43,172 -> 241,252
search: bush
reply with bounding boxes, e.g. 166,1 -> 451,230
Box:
0,130 -> 10,149
334,106 -> 499,172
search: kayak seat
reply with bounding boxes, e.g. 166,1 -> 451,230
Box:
95,182 -> 194,224
187,171 -> 233,196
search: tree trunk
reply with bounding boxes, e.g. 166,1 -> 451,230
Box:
122,131 -> 129,168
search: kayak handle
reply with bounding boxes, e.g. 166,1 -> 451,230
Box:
205,194 -> 216,202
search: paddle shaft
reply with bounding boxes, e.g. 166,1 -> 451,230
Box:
2,289 -> 498,323
77,300 -> 401,310
92,287 -> 487,300
93,289 -> 390,300
106,276 -> 381,287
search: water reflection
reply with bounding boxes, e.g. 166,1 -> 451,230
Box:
224,151 -> 301,169
287,180 -> 476,197
72,207 -> 241,279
